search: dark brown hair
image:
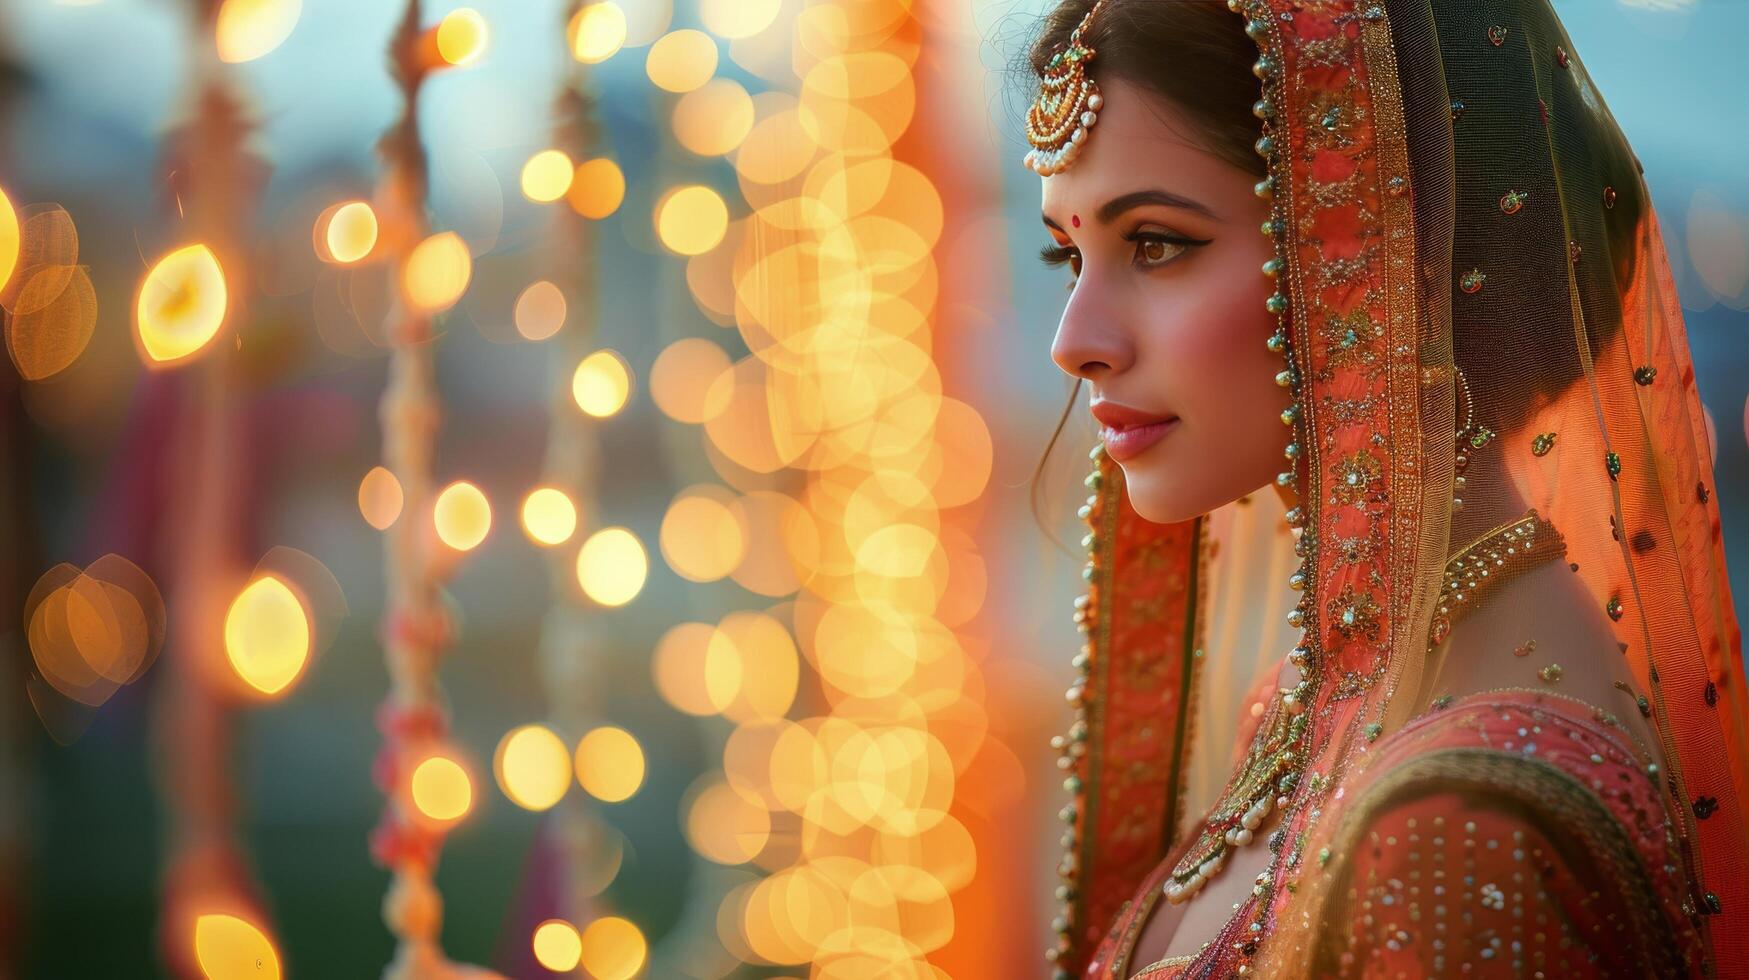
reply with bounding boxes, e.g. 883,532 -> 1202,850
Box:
1023,0 -> 1262,543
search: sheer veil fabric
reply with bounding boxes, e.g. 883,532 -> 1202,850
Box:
1047,1 -> 1749,976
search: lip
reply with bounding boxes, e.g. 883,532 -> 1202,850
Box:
1091,400 -> 1180,463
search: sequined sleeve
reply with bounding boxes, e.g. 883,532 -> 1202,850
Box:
1301,748 -> 1696,978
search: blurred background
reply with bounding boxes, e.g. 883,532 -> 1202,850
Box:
0,0 -> 1744,977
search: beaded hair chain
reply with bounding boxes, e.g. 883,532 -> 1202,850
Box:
1023,0 -> 1109,176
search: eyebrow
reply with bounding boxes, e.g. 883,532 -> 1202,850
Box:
1042,188 -> 1220,231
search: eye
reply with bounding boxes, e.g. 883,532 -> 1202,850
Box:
1127,231 -> 1205,269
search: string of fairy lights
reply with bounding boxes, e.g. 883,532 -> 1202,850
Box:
8,0 -> 1008,976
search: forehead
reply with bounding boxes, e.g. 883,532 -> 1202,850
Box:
1038,77 -> 1247,215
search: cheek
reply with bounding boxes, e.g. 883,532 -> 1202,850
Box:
1145,253 -> 1280,415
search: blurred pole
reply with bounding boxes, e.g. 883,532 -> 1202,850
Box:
149,1 -> 272,975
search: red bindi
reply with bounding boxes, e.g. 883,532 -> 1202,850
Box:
1071,214 -> 1081,228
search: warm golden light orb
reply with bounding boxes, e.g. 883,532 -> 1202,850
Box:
575,726 -> 645,803
520,149 -> 575,203
137,244 -> 227,365
646,29 -> 717,93
223,575 -> 311,696
494,724 -> 572,812
321,201 -> 377,264
569,2 -> 627,64
358,466 -> 404,530
655,186 -> 729,256
579,916 -> 647,980
520,487 -> 578,546
571,350 -> 632,418
433,480 -> 492,551
532,920 -> 583,972
575,527 -> 646,607
410,755 -> 472,822
216,0 -> 301,63
193,913 -> 282,980
435,8 -> 488,65
401,231 -> 472,313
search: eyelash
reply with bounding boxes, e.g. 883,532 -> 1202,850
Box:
1038,232 -> 1207,287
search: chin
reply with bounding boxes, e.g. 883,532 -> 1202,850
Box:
1117,464 -> 1217,525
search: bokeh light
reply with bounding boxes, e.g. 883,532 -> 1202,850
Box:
6,264 -> 96,381
579,916 -> 646,980
531,920 -> 583,972
513,280 -> 566,340
652,622 -> 719,717
0,185 -> 17,293
646,29 -> 718,93
575,726 -> 644,803
193,913 -> 281,980
215,0 -> 301,63
520,149 -> 574,203
433,480 -> 492,551
520,487 -> 578,546
701,0 -> 781,39
569,2 -> 627,64
650,337 -> 732,424
660,485 -> 747,582
410,755 -> 472,822
684,775 -> 770,865
571,349 -> 632,418
320,201 -> 377,264
223,575 -> 312,697
656,185 -> 729,256
136,244 -> 227,365
673,79 -> 756,157
568,158 -> 626,220
401,231 -> 472,313
494,724 -> 572,812
435,7 -> 487,66
27,556 -> 166,713
358,466 -> 404,530
710,611 -> 798,722
575,527 -> 646,607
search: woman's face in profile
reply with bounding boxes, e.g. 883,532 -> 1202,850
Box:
1041,77 -> 1290,525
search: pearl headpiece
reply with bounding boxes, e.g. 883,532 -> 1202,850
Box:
1023,0 -> 1108,176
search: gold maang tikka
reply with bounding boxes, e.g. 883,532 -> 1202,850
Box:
1023,0 -> 1109,176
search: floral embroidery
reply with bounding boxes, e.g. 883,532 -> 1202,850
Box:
1332,451 -> 1383,505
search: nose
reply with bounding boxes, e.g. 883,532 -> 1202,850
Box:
1050,282 -> 1132,382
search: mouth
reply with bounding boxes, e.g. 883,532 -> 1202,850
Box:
1099,417 -> 1181,463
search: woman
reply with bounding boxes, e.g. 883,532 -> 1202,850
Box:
1023,0 -> 1749,976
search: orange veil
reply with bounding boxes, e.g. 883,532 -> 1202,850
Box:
1045,1 -> 1749,976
